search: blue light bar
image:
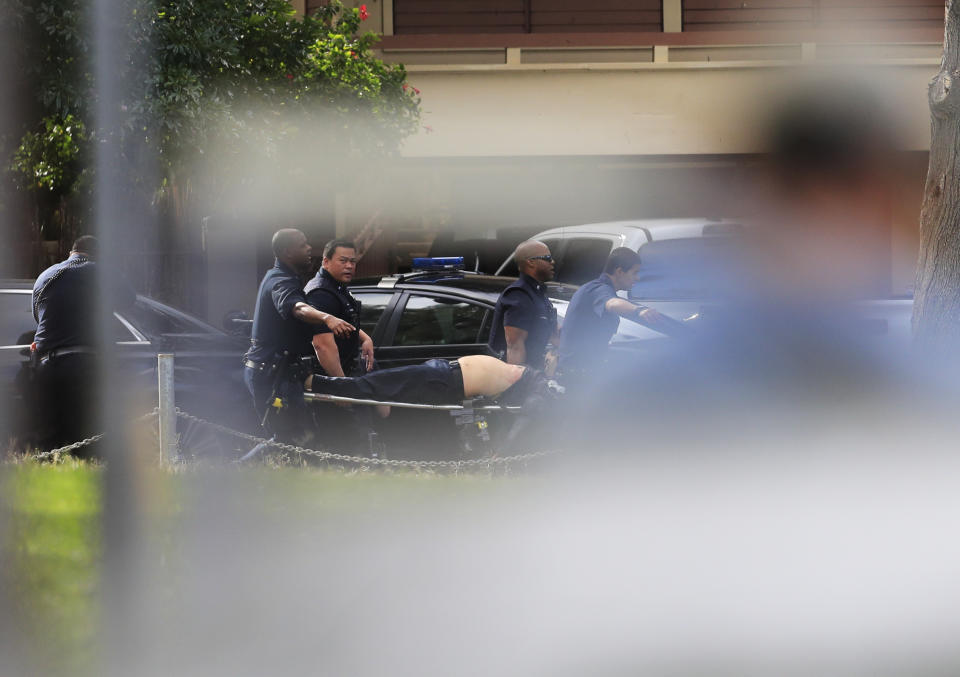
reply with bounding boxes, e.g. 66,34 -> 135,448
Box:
412,256 -> 464,271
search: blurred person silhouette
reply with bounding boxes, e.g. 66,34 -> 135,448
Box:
30,235 -> 135,455
558,247 -> 671,384
559,81 -> 920,454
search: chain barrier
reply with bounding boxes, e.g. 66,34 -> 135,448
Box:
30,409 -> 160,462
25,406 -> 560,471
173,407 -> 560,471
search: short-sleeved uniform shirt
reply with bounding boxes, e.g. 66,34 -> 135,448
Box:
304,268 -> 362,375
488,273 -> 557,369
33,254 -> 135,353
559,273 -> 621,372
244,260 -> 311,363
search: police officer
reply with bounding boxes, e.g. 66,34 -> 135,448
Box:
489,240 -> 559,373
243,229 -> 354,436
558,247 -> 665,378
31,235 -> 135,453
304,239 -> 374,378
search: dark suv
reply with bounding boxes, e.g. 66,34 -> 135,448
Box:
345,271 -> 574,368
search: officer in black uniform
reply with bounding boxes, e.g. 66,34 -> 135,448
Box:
489,240 -> 559,373
242,229 -> 354,438
31,235 -> 135,453
304,239 -> 374,378
304,239 -> 380,451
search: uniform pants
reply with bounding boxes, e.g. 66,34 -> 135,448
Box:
36,353 -> 99,455
243,364 -> 307,439
309,359 -> 464,405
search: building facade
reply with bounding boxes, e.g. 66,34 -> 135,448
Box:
239,0 -> 940,326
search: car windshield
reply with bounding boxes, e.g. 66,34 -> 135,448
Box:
629,236 -> 747,301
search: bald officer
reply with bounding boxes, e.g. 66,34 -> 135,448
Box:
489,240 -> 559,373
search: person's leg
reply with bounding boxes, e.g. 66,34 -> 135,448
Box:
308,359 -> 462,405
40,354 -> 99,456
243,366 -> 271,422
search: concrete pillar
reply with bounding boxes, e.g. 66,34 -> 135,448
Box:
663,0 -> 682,33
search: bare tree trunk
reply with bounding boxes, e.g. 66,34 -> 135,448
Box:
913,1 -> 960,351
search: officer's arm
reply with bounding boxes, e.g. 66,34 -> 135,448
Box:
358,329 -> 375,371
312,333 -> 345,377
292,302 -> 354,337
503,326 -> 528,366
604,298 -> 663,325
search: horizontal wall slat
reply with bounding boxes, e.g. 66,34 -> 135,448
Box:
393,0 -> 525,33
685,0 -> 814,7
530,24 -> 663,32
392,0 -> 943,36
684,0 -> 945,31
395,13 -> 526,28
818,0 -> 943,5
820,7 -> 945,20
533,11 -> 662,25
686,9 -> 814,25
531,0 -> 661,8
398,0 -> 525,12
394,0 -> 661,34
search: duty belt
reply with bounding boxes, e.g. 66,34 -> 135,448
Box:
38,346 -> 97,363
243,359 -> 275,372
448,359 -> 464,395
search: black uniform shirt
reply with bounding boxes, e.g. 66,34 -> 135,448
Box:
488,273 -> 557,369
245,260 -> 311,363
33,254 -> 135,353
305,268 -> 362,374
559,273 -> 621,372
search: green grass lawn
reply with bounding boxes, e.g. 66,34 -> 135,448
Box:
3,461 -> 103,676
1,459 -> 514,676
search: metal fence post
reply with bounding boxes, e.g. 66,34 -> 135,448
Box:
157,353 -> 176,463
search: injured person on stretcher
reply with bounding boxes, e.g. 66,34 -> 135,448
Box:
304,355 -> 557,414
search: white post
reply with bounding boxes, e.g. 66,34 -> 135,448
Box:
157,353 -> 176,463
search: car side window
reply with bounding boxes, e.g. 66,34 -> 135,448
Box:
392,295 -> 488,346
557,238 -> 613,285
352,292 -> 393,336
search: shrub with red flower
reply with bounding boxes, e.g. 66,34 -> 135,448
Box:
359,4 -> 369,21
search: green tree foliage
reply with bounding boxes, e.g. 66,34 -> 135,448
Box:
4,0 -> 421,240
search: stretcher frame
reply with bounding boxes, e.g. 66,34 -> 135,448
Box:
303,392 -> 522,412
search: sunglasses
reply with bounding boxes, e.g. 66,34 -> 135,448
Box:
527,254 -> 554,263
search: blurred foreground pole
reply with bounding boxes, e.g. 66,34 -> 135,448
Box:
0,7 -> 25,677
92,0 -> 144,673
158,353 -> 177,463
913,1 -> 960,352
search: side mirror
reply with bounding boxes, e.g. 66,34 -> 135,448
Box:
222,310 -> 252,337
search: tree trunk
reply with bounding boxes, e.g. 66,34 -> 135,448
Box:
913,1 -> 960,351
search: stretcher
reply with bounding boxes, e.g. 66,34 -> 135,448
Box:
303,392 -> 523,412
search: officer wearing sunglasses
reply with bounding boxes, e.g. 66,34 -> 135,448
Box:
489,240 -> 560,374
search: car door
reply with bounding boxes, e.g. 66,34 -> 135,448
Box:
350,290 -> 400,347
0,290 -> 39,428
376,291 -> 495,368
